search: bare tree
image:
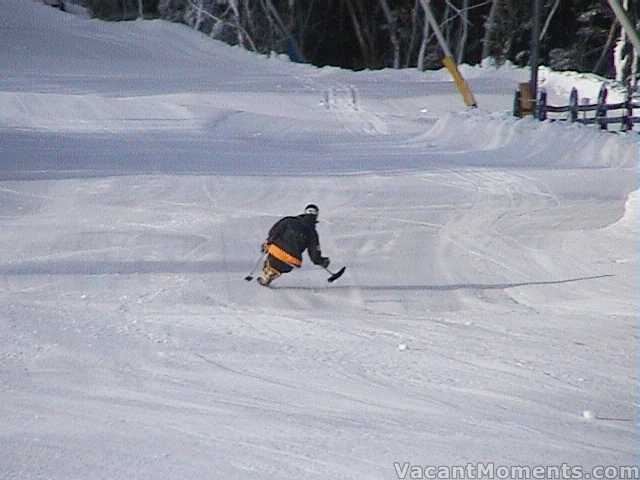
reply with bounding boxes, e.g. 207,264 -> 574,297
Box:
614,0 -> 631,82
405,0 -> 421,67
417,2 -> 431,71
632,48 -> 638,89
456,0 -> 469,64
345,0 -> 371,67
228,0 -> 245,49
539,0 -> 560,40
594,20 -> 619,75
378,0 -> 401,68
151,0 -> 633,73
481,0 -> 499,61
185,0 -> 204,31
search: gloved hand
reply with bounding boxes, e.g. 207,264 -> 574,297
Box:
321,257 -> 330,268
261,242 -> 269,253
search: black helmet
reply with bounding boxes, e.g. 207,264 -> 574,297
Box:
304,204 -> 319,217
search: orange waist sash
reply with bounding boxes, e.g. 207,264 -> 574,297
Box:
267,243 -> 302,268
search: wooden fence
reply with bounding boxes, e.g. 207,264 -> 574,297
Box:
514,82 -> 640,132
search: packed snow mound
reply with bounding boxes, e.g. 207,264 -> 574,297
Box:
421,112 -> 637,169
0,92 -> 199,132
0,0 -> 300,97
539,67 -> 627,105
621,190 -> 639,234
609,189 -> 639,236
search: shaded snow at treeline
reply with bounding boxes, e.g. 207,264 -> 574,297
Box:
75,0 -> 638,78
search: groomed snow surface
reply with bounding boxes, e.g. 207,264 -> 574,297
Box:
1,2 -> 638,479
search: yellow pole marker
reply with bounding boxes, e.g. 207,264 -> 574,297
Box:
420,0 -> 478,108
442,56 -> 478,108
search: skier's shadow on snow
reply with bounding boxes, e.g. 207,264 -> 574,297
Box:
0,260 -> 247,275
273,274 -> 614,291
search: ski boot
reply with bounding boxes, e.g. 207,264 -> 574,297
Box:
257,276 -> 272,287
257,261 -> 281,287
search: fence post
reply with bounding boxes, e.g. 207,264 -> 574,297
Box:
624,80 -> 633,131
537,89 -> 547,121
513,90 -> 522,118
596,84 -> 608,130
569,88 -> 578,123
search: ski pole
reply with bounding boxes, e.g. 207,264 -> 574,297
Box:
323,265 -> 346,283
244,252 -> 266,281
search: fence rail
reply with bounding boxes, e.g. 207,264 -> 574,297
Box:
514,82 -> 639,132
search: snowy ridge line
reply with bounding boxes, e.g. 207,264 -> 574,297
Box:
414,111 -> 637,169
607,189 -> 640,236
0,91 -> 331,133
0,168 -> 437,182
0,92 -> 197,132
539,66 -> 629,105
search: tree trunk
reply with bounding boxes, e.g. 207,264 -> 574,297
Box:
264,0 -> 303,58
243,0 -> 258,46
593,20 -> 619,75
481,0 -> 499,61
614,0 -> 630,82
377,0 -> 400,68
456,0 -> 469,64
345,0 -> 370,67
229,0 -> 246,49
443,1 -> 451,49
417,7 -> 430,71
632,47 -> 638,89
405,0 -> 420,67
356,0 -> 377,67
189,0 -> 203,31
378,0 -> 400,68
539,0 -> 560,40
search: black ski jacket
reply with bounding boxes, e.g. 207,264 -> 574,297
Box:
267,214 -> 325,265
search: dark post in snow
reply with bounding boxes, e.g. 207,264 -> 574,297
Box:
569,88 -> 579,123
530,0 -> 542,118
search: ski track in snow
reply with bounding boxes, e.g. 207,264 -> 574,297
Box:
0,1 -> 638,479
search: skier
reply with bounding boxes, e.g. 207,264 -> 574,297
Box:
258,204 -> 330,286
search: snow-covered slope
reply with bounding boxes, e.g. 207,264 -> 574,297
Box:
1,2 -> 638,479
